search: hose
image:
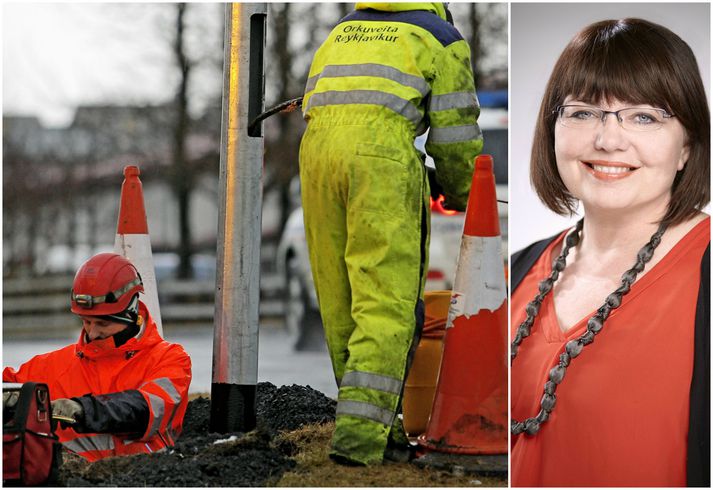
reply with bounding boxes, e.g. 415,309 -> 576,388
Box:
248,96 -> 303,134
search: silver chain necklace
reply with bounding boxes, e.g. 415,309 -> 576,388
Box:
511,218 -> 667,436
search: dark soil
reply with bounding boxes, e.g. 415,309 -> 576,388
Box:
57,382 -> 337,487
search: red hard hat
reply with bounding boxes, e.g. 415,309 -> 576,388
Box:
71,253 -> 144,316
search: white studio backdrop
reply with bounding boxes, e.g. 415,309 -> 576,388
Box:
510,3 -> 711,253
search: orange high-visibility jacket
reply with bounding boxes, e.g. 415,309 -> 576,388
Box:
3,303 -> 192,461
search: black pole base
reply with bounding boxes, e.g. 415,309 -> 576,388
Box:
209,382 -> 256,433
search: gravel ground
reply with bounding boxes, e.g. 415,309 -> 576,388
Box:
57,382 -> 337,487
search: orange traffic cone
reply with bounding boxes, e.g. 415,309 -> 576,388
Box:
415,155 -> 507,474
113,165 -> 163,336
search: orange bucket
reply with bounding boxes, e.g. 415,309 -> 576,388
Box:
402,290 -> 451,436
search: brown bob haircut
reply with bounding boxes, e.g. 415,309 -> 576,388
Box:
531,18 -> 710,226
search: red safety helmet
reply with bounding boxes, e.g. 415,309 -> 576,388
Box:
70,253 -> 144,316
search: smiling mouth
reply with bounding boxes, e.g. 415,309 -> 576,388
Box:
582,161 -> 638,179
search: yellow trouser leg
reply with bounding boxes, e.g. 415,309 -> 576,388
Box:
300,124 -> 429,465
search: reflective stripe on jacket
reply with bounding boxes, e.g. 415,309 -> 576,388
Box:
302,2 -> 482,210
2,302 -> 192,462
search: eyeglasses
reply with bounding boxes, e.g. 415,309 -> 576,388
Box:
553,105 -> 674,132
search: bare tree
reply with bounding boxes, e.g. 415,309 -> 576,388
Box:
468,3 -> 482,88
263,3 -> 352,239
171,3 -> 193,279
264,4 -> 299,237
452,3 -> 507,91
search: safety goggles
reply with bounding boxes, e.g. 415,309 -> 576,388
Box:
71,277 -> 142,309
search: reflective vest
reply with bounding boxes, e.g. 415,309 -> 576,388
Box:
303,2 -> 482,211
3,303 -> 192,462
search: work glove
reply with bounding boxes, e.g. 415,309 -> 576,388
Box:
3,391 -> 20,423
51,398 -> 84,429
3,391 -> 19,409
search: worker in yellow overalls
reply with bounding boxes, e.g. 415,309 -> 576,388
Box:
300,2 -> 482,465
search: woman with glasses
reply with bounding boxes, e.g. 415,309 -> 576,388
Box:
510,18 -> 709,486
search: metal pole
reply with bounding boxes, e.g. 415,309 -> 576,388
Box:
210,2 -> 266,433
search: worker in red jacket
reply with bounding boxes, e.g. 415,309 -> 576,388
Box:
3,253 -> 192,461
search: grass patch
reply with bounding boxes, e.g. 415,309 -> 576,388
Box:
189,392 -> 209,400
274,423 -> 507,487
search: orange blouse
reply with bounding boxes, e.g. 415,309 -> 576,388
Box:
511,218 -> 710,487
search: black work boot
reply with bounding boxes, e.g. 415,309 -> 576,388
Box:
383,443 -> 415,463
329,451 -> 366,467
384,423 -> 416,463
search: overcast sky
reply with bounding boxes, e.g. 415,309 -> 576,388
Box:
3,3 -> 506,129
2,2 -> 224,127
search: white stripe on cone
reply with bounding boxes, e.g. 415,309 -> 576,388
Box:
446,235 -> 506,328
114,233 -> 163,335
